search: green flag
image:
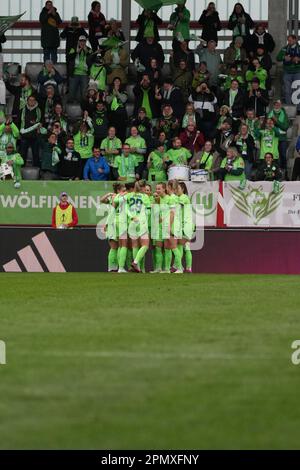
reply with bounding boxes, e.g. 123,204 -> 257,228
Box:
0,12 -> 26,36
134,0 -> 185,12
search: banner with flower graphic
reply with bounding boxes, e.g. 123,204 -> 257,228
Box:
223,181 -> 300,227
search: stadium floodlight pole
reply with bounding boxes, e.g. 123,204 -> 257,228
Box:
122,0 -> 131,54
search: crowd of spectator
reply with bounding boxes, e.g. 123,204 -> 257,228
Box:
0,0 -> 300,186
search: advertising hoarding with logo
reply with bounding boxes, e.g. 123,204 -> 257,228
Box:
223,182 -> 300,227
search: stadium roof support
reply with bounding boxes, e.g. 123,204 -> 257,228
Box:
268,0 -> 288,58
122,0 -> 132,53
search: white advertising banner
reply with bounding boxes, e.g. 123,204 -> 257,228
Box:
224,181 -> 300,227
186,181 -> 219,227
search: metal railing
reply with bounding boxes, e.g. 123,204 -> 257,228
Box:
3,20 -> 268,67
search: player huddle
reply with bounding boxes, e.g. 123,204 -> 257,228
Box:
101,180 -> 194,274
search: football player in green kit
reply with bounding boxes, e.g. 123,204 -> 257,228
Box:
112,184 -> 129,273
177,182 -> 193,273
151,182 -> 169,273
138,181 -> 154,273
100,183 -> 126,272
163,180 -> 184,274
127,181 -> 151,273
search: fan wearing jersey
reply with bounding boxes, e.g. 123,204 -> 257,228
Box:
126,181 -> 151,273
163,137 -> 192,167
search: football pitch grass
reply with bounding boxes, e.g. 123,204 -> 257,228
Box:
0,273 -> 300,450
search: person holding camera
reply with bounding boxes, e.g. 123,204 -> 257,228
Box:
219,146 -> 245,182
189,81 -> 218,139
256,152 -> 282,182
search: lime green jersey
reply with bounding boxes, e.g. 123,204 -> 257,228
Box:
148,150 -> 167,181
125,192 -> 150,219
125,136 -> 147,164
178,193 -> 193,239
220,157 -> 245,182
165,147 -> 191,166
100,136 -> 122,165
113,154 -> 137,181
126,192 -> 150,237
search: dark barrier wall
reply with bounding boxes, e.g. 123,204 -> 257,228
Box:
1,227 -> 300,274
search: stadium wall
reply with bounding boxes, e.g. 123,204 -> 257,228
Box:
1,227 -> 300,274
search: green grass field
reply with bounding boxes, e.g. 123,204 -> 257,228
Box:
0,273 -> 300,450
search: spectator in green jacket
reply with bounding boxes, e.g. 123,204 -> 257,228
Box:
168,1 -> 191,52
113,143 -> 138,182
257,117 -> 280,161
222,65 -> 245,91
88,53 -> 107,92
267,100 -> 290,172
246,58 -> 268,90
171,59 -> 193,104
68,36 -> 92,103
40,132 -> 61,179
219,146 -> 245,182
147,143 -> 167,182
39,1 -> 62,64
0,117 -> 20,155
0,143 -> 24,188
